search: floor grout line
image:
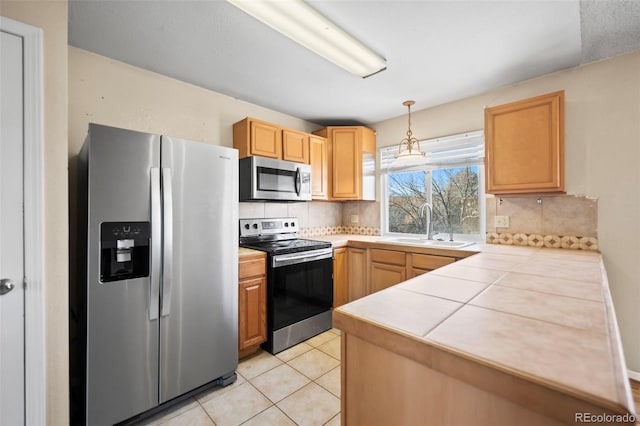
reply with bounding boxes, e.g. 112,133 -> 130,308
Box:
149,330 -> 342,426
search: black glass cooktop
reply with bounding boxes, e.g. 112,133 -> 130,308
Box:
240,238 -> 331,255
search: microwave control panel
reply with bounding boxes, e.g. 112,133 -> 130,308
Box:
239,218 -> 298,237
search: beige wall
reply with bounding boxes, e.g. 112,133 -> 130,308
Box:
1,0 -> 69,424
373,50 -> 640,372
68,47 -> 319,155
68,46 -> 324,252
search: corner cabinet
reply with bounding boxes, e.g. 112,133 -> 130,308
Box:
238,250 -> 267,359
407,253 -> 456,278
484,91 -> 565,195
313,126 -> 376,201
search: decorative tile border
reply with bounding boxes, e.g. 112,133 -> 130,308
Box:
486,233 -> 598,251
299,226 -> 381,237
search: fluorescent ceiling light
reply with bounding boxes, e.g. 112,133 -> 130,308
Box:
227,0 -> 387,78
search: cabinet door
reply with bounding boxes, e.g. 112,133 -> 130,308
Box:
331,127 -> 361,199
485,91 -> 565,194
347,247 -> 367,301
333,248 -> 348,308
370,262 -> 406,294
309,135 -> 329,199
282,129 -> 309,163
251,120 -> 282,159
238,276 -> 267,350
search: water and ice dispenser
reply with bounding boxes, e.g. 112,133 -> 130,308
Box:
100,222 -> 150,282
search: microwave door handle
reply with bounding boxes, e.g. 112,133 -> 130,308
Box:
295,167 -> 301,196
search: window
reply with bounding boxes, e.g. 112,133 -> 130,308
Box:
380,131 -> 485,241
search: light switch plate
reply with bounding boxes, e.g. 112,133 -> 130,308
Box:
351,214 -> 359,224
495,215 -> 510,228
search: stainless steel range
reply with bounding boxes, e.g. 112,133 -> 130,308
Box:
239,218 -> 333,354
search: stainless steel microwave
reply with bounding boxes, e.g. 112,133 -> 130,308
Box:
239,156 -> 312,202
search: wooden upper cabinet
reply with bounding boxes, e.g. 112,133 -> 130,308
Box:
333,127 -> 360,199
313,126 -> 376,200
309,134 -> 329,200
233,117 -> 282,159
485,91 -> 565,195
282,129 -> 309,164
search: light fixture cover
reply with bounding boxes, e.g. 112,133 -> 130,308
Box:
227,0 -> 386,78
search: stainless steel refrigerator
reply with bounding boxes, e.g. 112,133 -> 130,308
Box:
75,123 -> 238,425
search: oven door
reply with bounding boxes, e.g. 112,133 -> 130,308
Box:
269,248 -> 333,331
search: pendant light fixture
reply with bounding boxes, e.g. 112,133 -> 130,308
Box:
394,100 -> 426,165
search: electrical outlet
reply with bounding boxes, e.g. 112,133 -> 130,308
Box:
495,215 -> 510,228
351,214 -> 359,224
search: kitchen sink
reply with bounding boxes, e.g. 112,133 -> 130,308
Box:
378,237 -> 475,249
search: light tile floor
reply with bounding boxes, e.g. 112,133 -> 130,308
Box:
139,329 -> 342,426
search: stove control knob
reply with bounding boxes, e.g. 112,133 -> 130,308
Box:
284,222 -> 289,227
290,221 -> 295,228
244,224 -> 250,230
252,223 -> 258,229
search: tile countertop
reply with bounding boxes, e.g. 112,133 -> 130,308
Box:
328,239 -> 636,420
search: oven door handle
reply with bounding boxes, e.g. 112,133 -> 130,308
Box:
272,248 -> 333,268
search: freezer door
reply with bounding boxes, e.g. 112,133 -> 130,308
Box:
159,136 -> 239,402
85,124 -> 161,425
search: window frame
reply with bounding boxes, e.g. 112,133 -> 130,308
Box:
379,131 -> 486,242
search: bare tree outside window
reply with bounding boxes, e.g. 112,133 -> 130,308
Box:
388,172 -> 427,234
387,166 -> 480,236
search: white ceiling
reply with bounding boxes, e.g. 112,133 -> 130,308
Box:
68,0 -> 640,126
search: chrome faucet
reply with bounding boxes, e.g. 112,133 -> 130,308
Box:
418,202 -> 434,240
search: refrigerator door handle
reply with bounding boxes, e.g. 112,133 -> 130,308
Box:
150,168 -> 161,321
161,168 -> 173,317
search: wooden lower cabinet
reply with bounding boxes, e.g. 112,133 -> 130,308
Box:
333,248 -> 348,308
407,253 -> 456,278
238,252 -> 267,358
370,262 -> 406,293
369,249 -> 407,294
342,245 -> 461,301
347,247 -> 367,301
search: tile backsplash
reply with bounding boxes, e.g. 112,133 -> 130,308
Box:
486,195 -> 598,251
239,200 -> 381,236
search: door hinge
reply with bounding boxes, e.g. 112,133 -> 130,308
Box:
23,278 -> 27,289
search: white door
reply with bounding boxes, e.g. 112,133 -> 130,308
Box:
0,29 -> 26,426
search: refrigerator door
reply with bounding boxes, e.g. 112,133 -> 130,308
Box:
85,124 -> 161,425
159,137 -> 239,402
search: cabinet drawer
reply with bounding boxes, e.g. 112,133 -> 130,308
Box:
239,255 -> 266,280
370,249 -> 406,266
410,253 -> 455,270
